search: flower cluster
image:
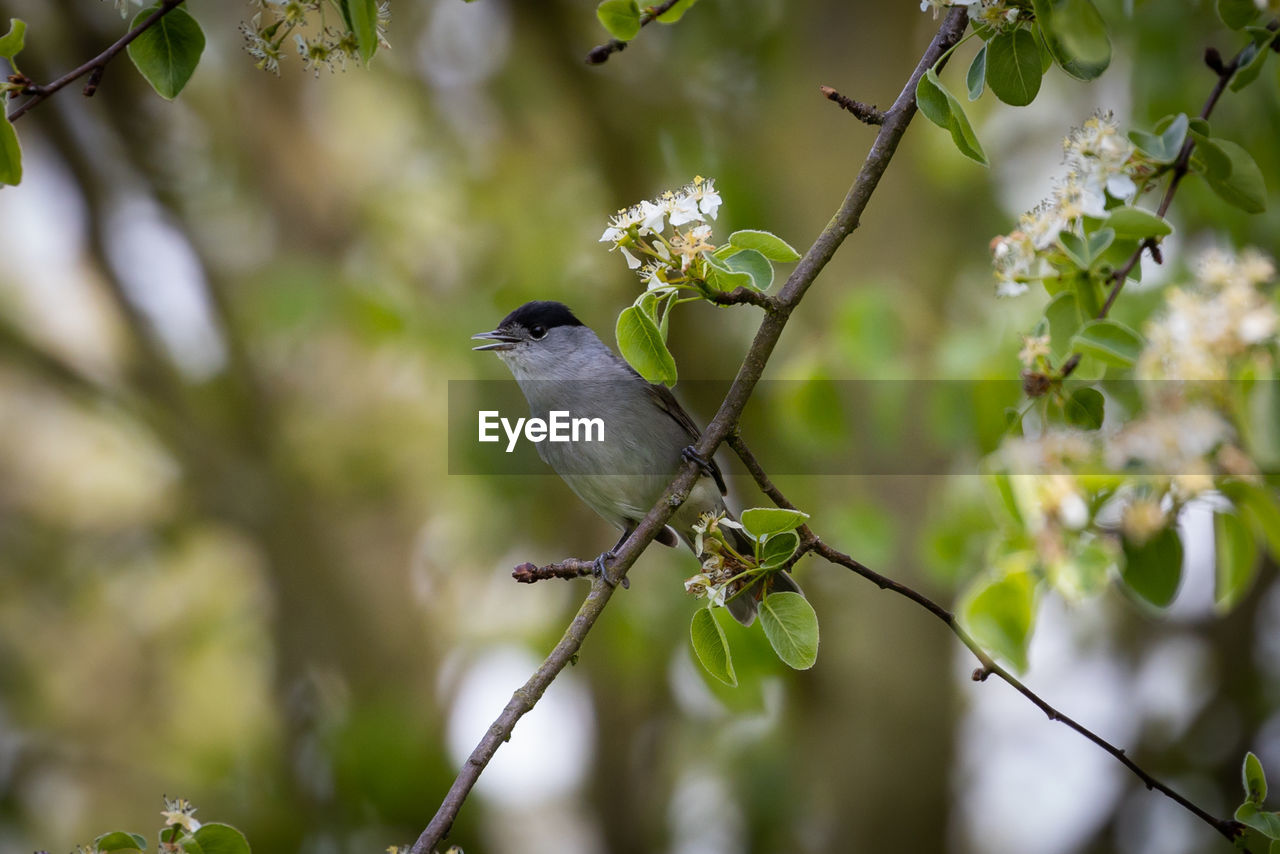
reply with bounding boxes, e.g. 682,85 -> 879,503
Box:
919,0 -> 1023,28
599,177 -> 723,292
989,246 -> 1279,600
683,511 -> 746,607
161,795 -> 201,833
991,112 -> 1151,296
1138,248 -> 1278,382
1106,407 -> 1238,493
1000,405 -> 1242,499
239,0 -> 390,76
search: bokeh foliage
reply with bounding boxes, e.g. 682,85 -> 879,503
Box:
1,2 -> 1279,853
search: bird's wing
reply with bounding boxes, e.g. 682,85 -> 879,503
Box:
643,381 -> 729,496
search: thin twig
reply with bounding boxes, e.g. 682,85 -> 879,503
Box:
820,85 -> 886,125
726,426 -> 1245,845
586,0 -> 683,65
706,286 -> 779,310
808,540 -> 1244,845
408,9 -> 971,853
512,559 -> 594,583
1059,36 -> 1251,380
6,0 -> 187,122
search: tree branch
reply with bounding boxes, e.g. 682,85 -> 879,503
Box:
808,540 -> 1244,845
585,0 -> 684,65
6,0 -> 187,122
724,427 -> 1245,845
409,9 -> 971,852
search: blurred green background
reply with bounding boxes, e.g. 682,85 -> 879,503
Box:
1,1 -> 1278,852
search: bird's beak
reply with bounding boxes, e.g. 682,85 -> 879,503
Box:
471,329 -> 520,351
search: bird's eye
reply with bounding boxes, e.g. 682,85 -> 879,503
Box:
530,325 -> 547,339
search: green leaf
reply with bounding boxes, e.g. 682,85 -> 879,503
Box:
1071,272 -> 1101,319
341,0 -> 379,65
1044,291 -> 1082,361
1030,23 -> 1054,72
915,68 -> 988,166
636,290 -> 660,326
690,607 -> 737,686
1218,0 -> 1261,29
1122,526 -> 1183,608
702,251 -> 753,292
95,831 -> 146,852
759,592 -> 819,670
962,568 -> 1037,672
596,0 -> 641,41
1130,113 -> 1188,164
1031,0 -> 1111,80
616,306 -> 677,386
1215,511 -> 1259,612
1102,207 -> 1172,240
1237,803 -> 1280,840
1231,30 -> 1278,92
728,229 -> 800,262
1203,138 -> 1268,213
191,824 -> 250,854
1057,229 -> 1112,271
1245,751 -> 1269,805
0,113 -> 21,187
725,248 -> 773,291
1190,133 -> 1232,179
1242,367 -> 1280,469
759,531 -> 800,569
1085,227 -> 1114,262
655,0 -> 700,22
740,507 -> 809,539
1070,319 -> 1143,368
967,45 -> 987,100
985,28 -> 1043,106
1221,481 -> 1280,559
1064,387 -> 1104,430
0,18 -> 25,59
126,5 -> 205,99
1057,231 -> 1091,269
1270,837 -> 1280,854
1054,537 -> 1113,598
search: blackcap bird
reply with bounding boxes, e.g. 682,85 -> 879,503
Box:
473,300 -> 801,625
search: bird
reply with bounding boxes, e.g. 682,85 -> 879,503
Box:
472,300 -> 801,625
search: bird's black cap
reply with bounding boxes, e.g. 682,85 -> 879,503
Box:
499,300 -> 585,331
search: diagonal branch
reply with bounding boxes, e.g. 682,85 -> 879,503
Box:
6,0 -> 188,122
409,8 -> 971,853
725,428 -> 1244,846
811,538 -> 1245,845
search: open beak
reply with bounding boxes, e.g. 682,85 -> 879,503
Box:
471,329 -> 521,351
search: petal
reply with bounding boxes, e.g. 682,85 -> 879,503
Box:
698,192 -> 722,219
1106,174 -> 1137,200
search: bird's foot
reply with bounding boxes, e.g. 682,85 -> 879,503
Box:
593,551 -> 629,589
681,445 -> 716,478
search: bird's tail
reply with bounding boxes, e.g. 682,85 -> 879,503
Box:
721,522 -> 805,627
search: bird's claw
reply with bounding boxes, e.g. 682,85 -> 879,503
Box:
681,445 -> 716,479
593,551 -> 629,589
